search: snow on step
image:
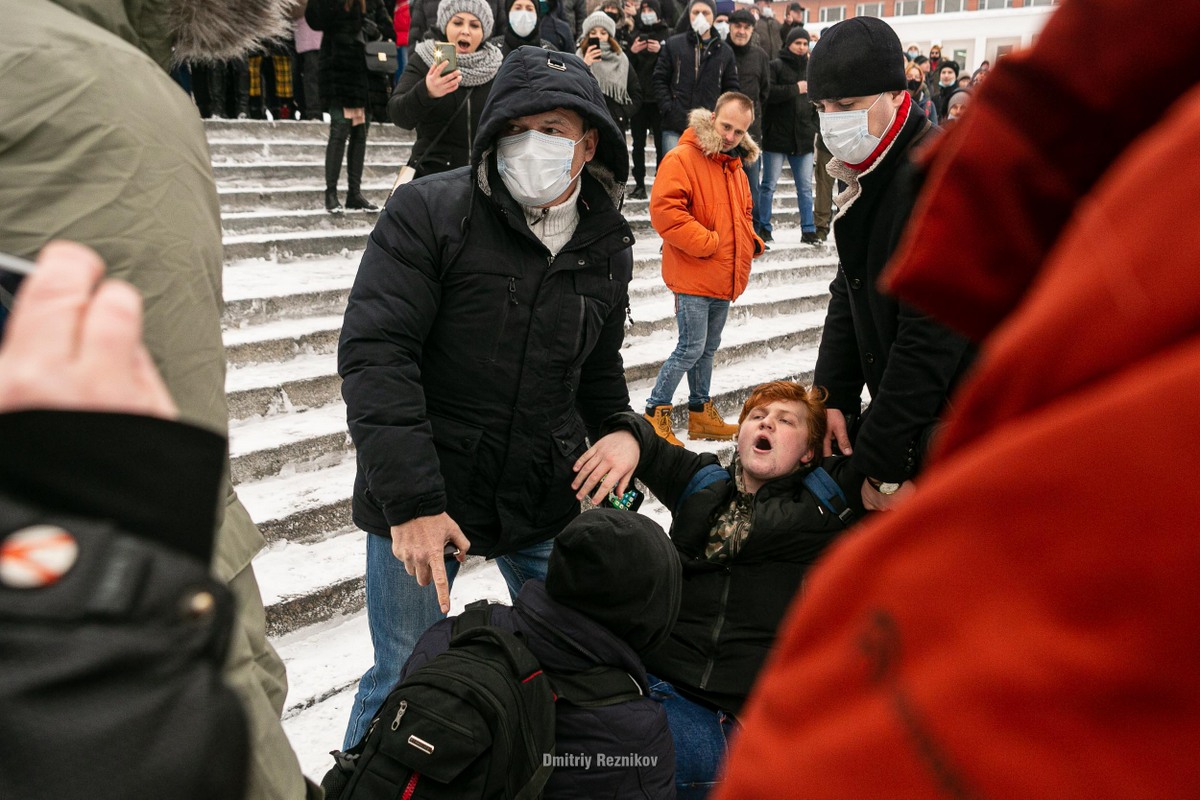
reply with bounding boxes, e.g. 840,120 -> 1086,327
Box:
223,314 -> 344,346
237,456 -> 358,527
224,254 -> 361,302
226,351 -> 334,394
228,402 -> 347,458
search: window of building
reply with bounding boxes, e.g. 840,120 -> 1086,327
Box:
894,0 -> 921,15
936,0 -> 962,11
1025,0 -> 1057,5
819,5 -> 845,21
978,0 -> 1013,8
855,2 -> 884,16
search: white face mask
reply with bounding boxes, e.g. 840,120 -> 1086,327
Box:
759,5 -> 774,18
691,12 -> 711,36
497,130 -> 585,207
508,9 -> 537,37
714,20 -> 729,39
640,10 -> 657,24
818,93 -> 894,164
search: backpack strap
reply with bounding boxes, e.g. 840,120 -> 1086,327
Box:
549,666 -> 645,708
675,463 -> 731,515
802,466 -> 854,525
451,599 -> 493,637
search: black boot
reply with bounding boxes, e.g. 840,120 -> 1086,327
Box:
629,184 -> 647,200
345,123 -> 378,211
325,117 -> 350,213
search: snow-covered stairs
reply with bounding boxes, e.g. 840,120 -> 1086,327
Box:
207,118 -> 834,778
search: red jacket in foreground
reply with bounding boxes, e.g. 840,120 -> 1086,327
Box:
715,0 -> 1200,796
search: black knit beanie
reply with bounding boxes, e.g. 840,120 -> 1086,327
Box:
806,16 -> 906,102
785,26 -> 809,45
545,508 -> 682,655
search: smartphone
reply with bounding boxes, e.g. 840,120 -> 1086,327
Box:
606,487 -> 644,512
432,42 -> 458,76
587,36 -> 601,52
443,542 -> 462,558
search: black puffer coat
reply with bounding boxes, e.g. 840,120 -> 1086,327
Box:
628,3 -> 670,119
340,48 -> 635,558
728,39 -> 770,141
388,49 -> 497,177
814,102 -> 975,483
603,412 -> 865,714
306,0 -> 394,109
761,48 -> 817,155
652,30 -> 739,134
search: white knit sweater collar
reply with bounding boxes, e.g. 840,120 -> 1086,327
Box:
522,180 -> 583,257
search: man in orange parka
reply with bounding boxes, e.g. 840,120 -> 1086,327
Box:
645,91 -> 765,446
713,1 -> 1200,797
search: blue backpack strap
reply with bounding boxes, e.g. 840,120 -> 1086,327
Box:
803,467 -> 854,525
675,463 -> 731,515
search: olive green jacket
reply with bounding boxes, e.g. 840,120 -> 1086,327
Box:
0,0 -> 275,579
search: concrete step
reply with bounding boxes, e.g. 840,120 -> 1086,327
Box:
203,118 -> 413,143
219,185 -> 393,214
213,162 -> 400,186
210,141 -> 412,165
221,195 -> 804,237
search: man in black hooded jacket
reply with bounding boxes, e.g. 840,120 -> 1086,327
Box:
338,46 -> 636,748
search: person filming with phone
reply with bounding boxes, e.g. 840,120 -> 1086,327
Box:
573,380 -> 867,798
389,0 -> 503,177
576,11 -> 642,132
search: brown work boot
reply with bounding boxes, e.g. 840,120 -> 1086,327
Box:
644,405 -> 684,447
688,401 -> 738,441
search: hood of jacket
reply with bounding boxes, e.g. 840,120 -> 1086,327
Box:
471,45 -> 629,195
687,106 -> 760,163
543,508 -> 682,656
50,0 -> 293,68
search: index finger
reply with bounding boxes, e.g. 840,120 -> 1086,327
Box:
4,241 -> 105,362
431,556 -> 452,613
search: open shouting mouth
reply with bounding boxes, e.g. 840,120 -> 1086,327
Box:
455,37 -> 474,52
753,435 -> 773,454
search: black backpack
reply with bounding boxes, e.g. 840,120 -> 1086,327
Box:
322,600 -> 644,800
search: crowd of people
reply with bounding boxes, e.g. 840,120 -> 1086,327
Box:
7,0 -> 1191,799
174,0 -> 984,222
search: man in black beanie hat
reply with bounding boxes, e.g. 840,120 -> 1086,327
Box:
398,508 -> 681,798
807,16 -> 974,512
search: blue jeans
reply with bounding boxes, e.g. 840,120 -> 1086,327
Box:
647,294 -> 731,409
759,150 -> 816,234
742,155 -> 762,232
648,676 -> 739,799
662,129 -> 682,154
342,532 -> 555,748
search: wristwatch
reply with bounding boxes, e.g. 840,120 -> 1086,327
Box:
867,477 -> 901,495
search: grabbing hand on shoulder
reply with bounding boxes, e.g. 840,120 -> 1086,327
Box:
390,514 -> 471,613
572,430 -> 640,505
0,241 -> 177,419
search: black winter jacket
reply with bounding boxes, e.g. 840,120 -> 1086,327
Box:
388,50 -> 496,177
652,30 -> 739,134
340,48 -> 635,557
628,17 -> 671,119
814,102 -> 975,483
401,581 -> 675,798
728,40 -> 770,141
762,49 -> 817,155
307,0 -> 393,109
604,413 -> 865,714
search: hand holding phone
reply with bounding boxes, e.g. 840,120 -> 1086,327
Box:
606,488 -> 644,512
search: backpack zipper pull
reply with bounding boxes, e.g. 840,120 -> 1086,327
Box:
508,277 -> 518,305
391,699 -> 408,731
